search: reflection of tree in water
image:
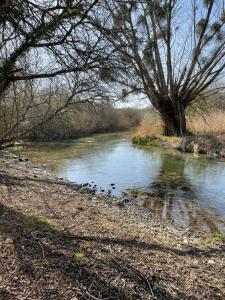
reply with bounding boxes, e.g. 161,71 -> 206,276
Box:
144,154 -> 225,232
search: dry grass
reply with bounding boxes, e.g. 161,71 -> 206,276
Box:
129,112 -> 163,138
131,110 -> 225,137
188,111 -> 225,135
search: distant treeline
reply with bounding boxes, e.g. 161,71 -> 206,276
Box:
28,103 -> 143,142
0,82 -> 144,145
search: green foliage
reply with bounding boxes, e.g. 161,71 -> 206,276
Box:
132,135 -> 158,147
160,135 -> 181,143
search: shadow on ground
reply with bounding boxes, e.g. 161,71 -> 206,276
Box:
0,202 -> 204,300
0,167 -> 224,299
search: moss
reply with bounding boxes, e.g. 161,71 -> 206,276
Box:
23,216 -> 54,232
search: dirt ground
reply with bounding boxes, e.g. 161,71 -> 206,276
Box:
0,150 -> 225,300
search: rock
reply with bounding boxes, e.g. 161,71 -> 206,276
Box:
117,200 -> 125,207
219,150 -> 225,157
122,197 -> 131,203
207,260 -> 215,265
77,206 -> 84,211
183,237 -> 188,244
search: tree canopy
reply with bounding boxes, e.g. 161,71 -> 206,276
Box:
93,0 -> 225,135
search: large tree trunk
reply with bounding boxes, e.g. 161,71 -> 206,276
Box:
158,101 -> 189,137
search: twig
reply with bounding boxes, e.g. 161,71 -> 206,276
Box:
37,240 -> 45,259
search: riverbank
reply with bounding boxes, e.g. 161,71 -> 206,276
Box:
132,134 -> 225,158
0,151 -> 225,299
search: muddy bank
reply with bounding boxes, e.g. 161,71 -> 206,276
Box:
0,150 -> 225,299
132,134 -> 225,158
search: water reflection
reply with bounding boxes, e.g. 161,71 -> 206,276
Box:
13,133 -> 225,232
140,151 -> 225,232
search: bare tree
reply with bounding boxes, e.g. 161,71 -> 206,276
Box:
0,0 -> 113,147
95,0 -> 225,136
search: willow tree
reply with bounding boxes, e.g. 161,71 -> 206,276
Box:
96,0 -> 225,136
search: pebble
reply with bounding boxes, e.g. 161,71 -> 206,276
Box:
207,260 -> 215,264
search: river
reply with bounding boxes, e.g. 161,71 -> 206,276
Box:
14,132 -> 225,233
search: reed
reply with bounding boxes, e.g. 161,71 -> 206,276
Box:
131,110 -> 225,138
129,112 -> 163,138
188,111 -> 225,135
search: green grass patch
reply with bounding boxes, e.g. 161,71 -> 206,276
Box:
125,188 -> 148,198
132,135 -> 181,148
74,251 -> 86,258
210,231 -> 225,243
24,216 -> 54,232
159,135 -> 181,143
132,135 -> 158,147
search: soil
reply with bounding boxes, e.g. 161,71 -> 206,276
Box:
0,150 -> 225,300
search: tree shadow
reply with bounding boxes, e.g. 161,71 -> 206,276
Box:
0,202 -> 202,300
0,172 -> 80,190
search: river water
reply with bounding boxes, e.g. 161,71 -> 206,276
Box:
14,133 -> 225,232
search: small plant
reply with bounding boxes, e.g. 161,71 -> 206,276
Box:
132,135 -> 158,147
74,251 -> 86,258
131,234 -> 140,240
211,231 -> 225,243
160,135 -> 181,143
24,216 -> 54,232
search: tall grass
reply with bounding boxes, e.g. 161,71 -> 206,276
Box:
131,110 -> 225,138
129,111 -> 163,138
188,111 -> 225,135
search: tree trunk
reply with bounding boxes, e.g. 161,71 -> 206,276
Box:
158,102 -> 189,137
